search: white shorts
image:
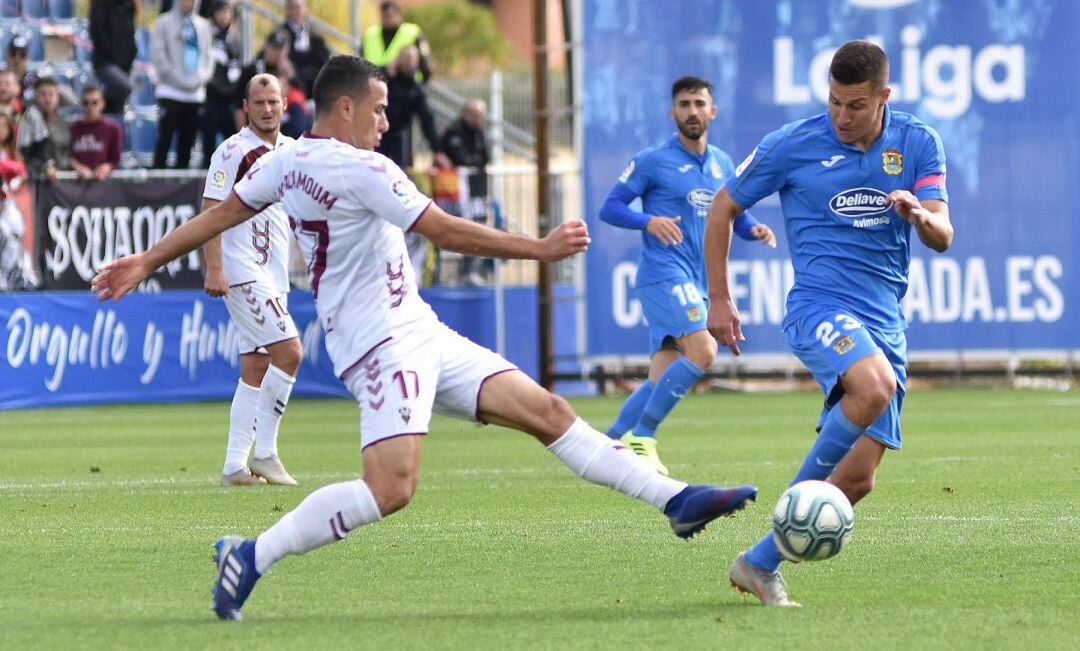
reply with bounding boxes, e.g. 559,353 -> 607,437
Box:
342,323 -> 517,450
224,280 -> 300,355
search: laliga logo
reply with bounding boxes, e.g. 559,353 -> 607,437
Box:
774,25 -> 1025,119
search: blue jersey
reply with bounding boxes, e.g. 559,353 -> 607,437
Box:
613,135 -> 756,290
726,106 -> 947,332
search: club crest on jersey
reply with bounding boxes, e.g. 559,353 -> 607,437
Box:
686,307 -> 702,322
882,148 -> 903,175
710,160 -> 723,179
833,336 -> 855,355
210,169 -> 227,190
618,160 -> 635,183
735,147 -> 756,177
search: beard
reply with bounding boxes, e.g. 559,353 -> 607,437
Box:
676,119 -> 704,140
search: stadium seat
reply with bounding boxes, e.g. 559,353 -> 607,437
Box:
72,29 -> 91,63
22,0 -> 48,20
2,27 -> 46,61
0,1 -> 17,19
49,0 -> 74,21
130,70 -> 155,108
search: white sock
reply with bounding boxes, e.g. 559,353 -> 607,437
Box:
223,380 -> 260,475
547,418 -> 687,509
253,364 -> 295,460
254,479 -> 382,574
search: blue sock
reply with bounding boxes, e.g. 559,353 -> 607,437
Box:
632,357 -> 704,439
605,380 -> 655,439
745,405 -> 867,572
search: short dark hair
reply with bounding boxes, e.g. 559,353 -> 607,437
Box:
671,76 -> 713,99
829,40 -> 889,90
34,76 -> 58,90
380,1 -> 402,11
81,83 -> 103,96
312,55 -> 386,116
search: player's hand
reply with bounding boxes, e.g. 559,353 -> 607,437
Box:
538,219 -> 591,262
707,296 -> 744,356
752,224 -> 777,248
204,267 -> 229,297
91,253 -> 152,301
646,216 -> 683,246
886,190 -> 927,227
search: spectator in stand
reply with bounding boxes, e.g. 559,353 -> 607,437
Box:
234,30 -> 294,128
201,0 -> 240,167
18,77 -> 72,181
5,37 -> 37,106
0,70 -> 22,119
280,0 -> 329,97
0,110 -> 35,291
377,45 -> 442,169
70,85 -> 123,181
89,0 -> 140,116
277,74 -> 311,140
150,0 -> 214,169
362,0 -> 431,83
440,99 -> 492,285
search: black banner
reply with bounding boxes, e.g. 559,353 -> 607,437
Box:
37,176 -> 205,291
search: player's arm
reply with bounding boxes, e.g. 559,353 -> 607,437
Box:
704,187 -> 748,355
887,193 -> 952,252
92,193 -> 257,300
733,211 -> 776,248
598,183 -> 682,246
412,202 -> 589,263
199,197 -> 229,297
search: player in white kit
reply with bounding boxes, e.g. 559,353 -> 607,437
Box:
92,56 -> 759,622
201,74 -> 300,486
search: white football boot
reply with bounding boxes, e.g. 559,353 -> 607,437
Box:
729,552 -> 801,607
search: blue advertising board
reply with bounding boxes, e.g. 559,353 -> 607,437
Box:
0,287 -> 581,410
582,0 -> 1078,356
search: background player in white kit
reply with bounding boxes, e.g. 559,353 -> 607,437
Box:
201,74 -> 300,486
92,56 -> 758,622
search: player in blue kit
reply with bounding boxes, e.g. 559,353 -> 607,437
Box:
600,76 -> 776,474
705,41 -> 953,606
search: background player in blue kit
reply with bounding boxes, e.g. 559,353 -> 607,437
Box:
705,41 -> 953,606
600,76 -> 776,474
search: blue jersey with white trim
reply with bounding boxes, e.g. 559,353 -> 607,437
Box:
726,106 -> 947,332
618,135 -> 746,290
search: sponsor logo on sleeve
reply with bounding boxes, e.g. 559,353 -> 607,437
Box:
210,169 -> 227,191
883,148 -> 903,175
734,147 -> 757,177
388,177 -> 419,205
618,160 -> 635,183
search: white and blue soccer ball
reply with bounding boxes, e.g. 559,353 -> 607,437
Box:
772,480 -> 855,562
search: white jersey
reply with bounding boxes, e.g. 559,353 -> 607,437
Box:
234,133 -> 438,377
203,127 -> 294,291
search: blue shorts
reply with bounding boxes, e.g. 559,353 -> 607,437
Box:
636,278 -> 709,353
784,305 -> 908,450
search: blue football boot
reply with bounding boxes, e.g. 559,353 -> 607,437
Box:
211,536 -> 261,621
665,484 -> 758,539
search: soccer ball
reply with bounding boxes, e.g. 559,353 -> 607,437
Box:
772,480 -> 855,562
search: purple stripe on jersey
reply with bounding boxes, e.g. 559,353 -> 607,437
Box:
297,219 -> 330,299
473,368 -> 520,424
405,200 -> 435,233
338,337 -> 393,380
235,145 -> 271,184
360,431 -> 427,452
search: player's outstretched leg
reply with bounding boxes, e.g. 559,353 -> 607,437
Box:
477,371 -> 756,539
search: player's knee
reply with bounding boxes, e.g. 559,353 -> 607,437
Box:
848,360 -> 895,413
545,392 -> 576,427
369,475 -> 416,515
679,333 -> 717,370
832,472 -> 875,505
270,338 -> 303,376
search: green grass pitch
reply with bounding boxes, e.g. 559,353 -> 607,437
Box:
2,389 -> 1078,650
